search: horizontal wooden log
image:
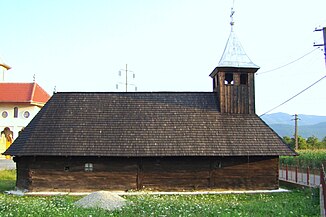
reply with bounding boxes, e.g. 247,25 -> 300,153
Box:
15,156 -> 279,191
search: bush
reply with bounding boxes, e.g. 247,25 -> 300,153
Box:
280,149 -> 326,168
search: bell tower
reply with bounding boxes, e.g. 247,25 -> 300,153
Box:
210,8 -> 259,114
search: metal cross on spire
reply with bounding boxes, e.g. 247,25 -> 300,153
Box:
230,7 -> 235,30
230,0 -> 235,31
217,1 -> 259,69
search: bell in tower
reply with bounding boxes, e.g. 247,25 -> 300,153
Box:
210,9 -> 259,114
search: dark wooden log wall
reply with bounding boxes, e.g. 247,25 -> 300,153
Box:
14,157 -> 31,190
211,156 -> 279,190
216,72 -> 255,114
14,157 -> 138,191
140,157 -> 211,191
14,156 -> 278,192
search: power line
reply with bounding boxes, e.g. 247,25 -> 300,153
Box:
256,48 -> 320,75
260,75 -> 326,117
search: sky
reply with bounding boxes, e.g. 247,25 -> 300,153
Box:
0,0 -> 325,116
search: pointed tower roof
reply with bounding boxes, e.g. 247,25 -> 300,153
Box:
218,30 -> 259,69
217,8 -> 259,70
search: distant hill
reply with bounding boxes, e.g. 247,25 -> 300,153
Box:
261,112 -> 326,140
261,112 -> 326,126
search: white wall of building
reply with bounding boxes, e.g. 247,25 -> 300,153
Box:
0,103 -> 42,139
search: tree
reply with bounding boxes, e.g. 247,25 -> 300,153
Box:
306,136 -> 320,149
298,136 -> 308,149
282,136 -> 294,149
322,136 -> 326,144
320,136 -> 326,149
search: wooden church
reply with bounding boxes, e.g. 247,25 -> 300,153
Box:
4,18 -> 295,192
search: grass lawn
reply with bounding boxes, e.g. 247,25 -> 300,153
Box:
0,169 -> 16,192
0,169 -> 321,216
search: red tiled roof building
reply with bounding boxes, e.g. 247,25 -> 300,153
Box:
0,82 -> 50,106
0,82 -> 50,158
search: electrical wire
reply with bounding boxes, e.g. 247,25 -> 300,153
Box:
259,75 -> 326,117
256,48 -> 320,75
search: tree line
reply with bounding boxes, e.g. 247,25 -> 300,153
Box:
283,135 -> 326,150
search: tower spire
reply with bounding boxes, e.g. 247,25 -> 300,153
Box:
209,3 -> 260,114
215,1 -> 259,69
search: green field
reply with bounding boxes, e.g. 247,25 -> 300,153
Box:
280,149 -> 326,168
0,169 -> 16,192
0,170 -> 320,216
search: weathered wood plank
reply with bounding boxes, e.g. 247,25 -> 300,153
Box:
15,156 -> 279,192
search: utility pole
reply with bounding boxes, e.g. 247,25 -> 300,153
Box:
116,64 -> 137,92
293,114 -> 299,150
125,64 -> 128,92
314,27 -> 326,67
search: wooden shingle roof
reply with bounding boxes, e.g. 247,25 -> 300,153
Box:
4,92 -> 295,157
